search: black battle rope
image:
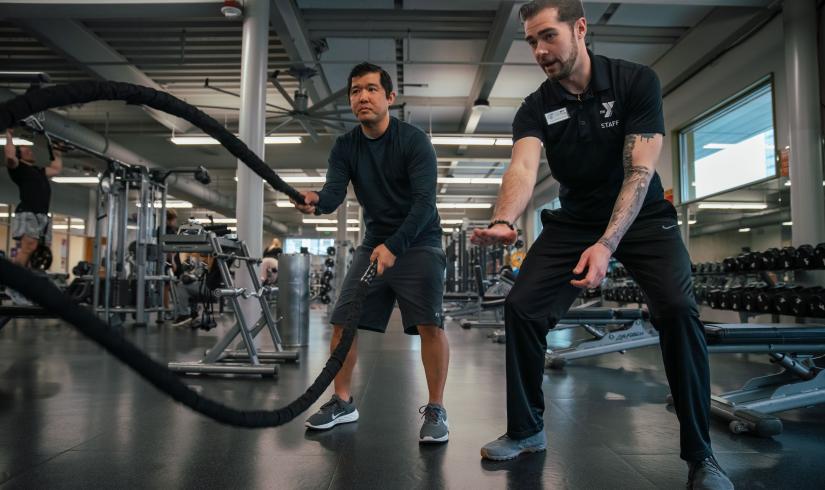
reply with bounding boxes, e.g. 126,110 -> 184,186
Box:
0,81 -> 374,427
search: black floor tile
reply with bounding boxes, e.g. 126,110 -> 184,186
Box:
0,310 -> 823,489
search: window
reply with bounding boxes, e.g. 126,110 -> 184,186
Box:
284,238 -> 335,255
679,79 -> 776,202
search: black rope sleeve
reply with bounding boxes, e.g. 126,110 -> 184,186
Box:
0,81 -> 369,428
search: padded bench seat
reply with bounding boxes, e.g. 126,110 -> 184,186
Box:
705,323 -> 825,345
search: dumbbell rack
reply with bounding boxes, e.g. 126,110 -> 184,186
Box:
694,246 -> 825,322
163,231 -> 299,376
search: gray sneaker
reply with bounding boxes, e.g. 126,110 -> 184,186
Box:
305,394 -> 359,430
480,431 -> 547,461
419,404 -> 449,443
687,455 -> 734,490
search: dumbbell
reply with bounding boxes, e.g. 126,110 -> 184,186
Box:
324,257 -> 335,268
326,246 -> 336,257
323,270 -> 334,282
773,286 -> 803,315
760,248 -> 780,270
728,287 -> 745,311
722,257 -> 739,273
791,286 -> 822,316
808,289 -> 825,317
794,244 -> 816,269
320,294 -> 331,304
814,243 -> 825,269
707,289 -> 724,309
756,287 -> 780,313
633,286 -> 645,304
777,247 -> 796,270
742,287 -> 761,313
739,252 -> 761,272
603,288 -> 615,301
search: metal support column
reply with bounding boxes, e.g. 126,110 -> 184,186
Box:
235,0 -> 270,330
784,0 -> 825,246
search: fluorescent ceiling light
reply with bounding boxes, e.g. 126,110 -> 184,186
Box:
783,181 -> 825,186
431,136 -> 496,146
170,136 -> 301,145
0,213 -> 9,218
1,137 -> 33,146
436,203 -> 492,209
430,136 -> 513,146
437,177 -> 502,185
282,176 -> 327,184
317,226 -> 360,232
738,228 -> 751,232
442,228 -> 456,233
194,218 -> 237,224
697,202 -> 768,210
303,218 -> 360,224
703,143 -> 734,150
136,200 -> 193,208
441,219 -> 464,225
276,201 -> 293,207
52,176 -> 99,184
52,224 -> 85,230
677,220 -> 697,225
782,221 -> 793,226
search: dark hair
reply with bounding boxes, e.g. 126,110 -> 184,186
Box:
166,209 -> 177,221
347,62 -> 393,98
519,0 -> 585,25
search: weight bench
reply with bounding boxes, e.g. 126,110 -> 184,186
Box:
544,308 -> 655,369
0,305 -> 57,330
457,267 -> 516,329
688,323 -> 825,437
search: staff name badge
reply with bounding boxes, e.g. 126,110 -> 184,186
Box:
545,108 -> 570,126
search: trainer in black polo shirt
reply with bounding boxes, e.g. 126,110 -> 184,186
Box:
512,50 -> 673,222
473,2 -> 733,489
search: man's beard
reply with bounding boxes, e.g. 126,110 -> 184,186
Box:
546,37 -> 579,81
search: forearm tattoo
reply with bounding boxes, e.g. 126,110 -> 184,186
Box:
598,134 -> 655,253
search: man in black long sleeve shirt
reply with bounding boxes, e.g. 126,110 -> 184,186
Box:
292,63 -> 449,443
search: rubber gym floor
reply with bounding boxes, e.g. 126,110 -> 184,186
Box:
0,310 -> 823,489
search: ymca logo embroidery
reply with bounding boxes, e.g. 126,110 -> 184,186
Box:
601,101 -> 615,119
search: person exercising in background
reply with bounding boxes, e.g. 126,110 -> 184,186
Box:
3,128 -> 62,305
260,237 -> 282,285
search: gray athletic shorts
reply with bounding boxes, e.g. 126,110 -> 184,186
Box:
11,212 -> 51,245
330,245 -> 446,335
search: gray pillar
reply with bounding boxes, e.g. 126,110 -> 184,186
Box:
336,203 -> 347,244
784,0 -> 825,246
86,188 -> 96,237
235,0 -> 270,326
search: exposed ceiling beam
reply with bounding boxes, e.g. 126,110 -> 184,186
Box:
269,0 -> 333,107
653,5 -> 779,95
12,18 -> 193,132
458,2 -> 521,137
0,1 -> 223,19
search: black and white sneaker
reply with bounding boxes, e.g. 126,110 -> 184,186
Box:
305,394 -> 359,430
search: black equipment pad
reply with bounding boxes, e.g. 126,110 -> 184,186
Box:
705,323 -> 825,344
